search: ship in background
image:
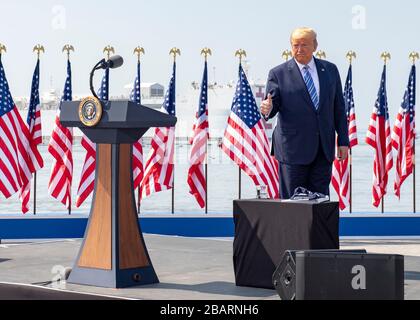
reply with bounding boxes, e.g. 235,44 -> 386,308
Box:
14,60 -> 276,143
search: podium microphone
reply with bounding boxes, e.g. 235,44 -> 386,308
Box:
89,55 -> 124,100
103,55 -> 124,69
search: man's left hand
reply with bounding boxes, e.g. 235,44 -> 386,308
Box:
337,146 -> 349,161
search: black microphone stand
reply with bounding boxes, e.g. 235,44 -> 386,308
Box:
89,59 -> 107,100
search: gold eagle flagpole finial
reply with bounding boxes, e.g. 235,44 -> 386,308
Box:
381,52 -> 391,65
134,46 -> 145,62
0,43 -> 7,57
62,44 -> 74,60
346,51 -> 357,65
235,49 -> 247,64
409,52 -> 419,65
282,50 -> 292,61
169,47 -> 181,62
103,45 -> 115,60
316,50 -> 326,60
33,44 -> 45,60
32,44 -> 45,59
201,48 -> 212,61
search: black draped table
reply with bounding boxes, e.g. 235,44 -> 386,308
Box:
233,199 -> 339,289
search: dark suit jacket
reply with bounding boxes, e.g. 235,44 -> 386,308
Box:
266,57 -> 349,165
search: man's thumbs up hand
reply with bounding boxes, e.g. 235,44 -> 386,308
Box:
260,93 -> 273,118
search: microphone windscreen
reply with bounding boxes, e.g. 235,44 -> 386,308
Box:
108,55 -> 124,69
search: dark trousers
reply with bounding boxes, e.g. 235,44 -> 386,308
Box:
279,146 -> 332,199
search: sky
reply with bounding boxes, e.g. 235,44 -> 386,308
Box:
1,0 -> 420,129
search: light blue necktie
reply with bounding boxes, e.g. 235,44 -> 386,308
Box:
303,65 -> 319,110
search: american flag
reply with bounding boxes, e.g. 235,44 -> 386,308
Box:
48,59 -> 73,209
345,65 -> 358,148
76,68 -> 108,207
366,65 -> 393,207
19,59 -> 43,213
0,58 -> 43,200
392,65 -> 416,198
27,60 -> 43,145
332,65 -> 358,210
131,61 -> 144,191
221,64 -> 279,198
140,62 -> 176,199
187,61 -> 209,208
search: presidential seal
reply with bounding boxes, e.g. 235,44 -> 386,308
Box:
78,96 -> 102,127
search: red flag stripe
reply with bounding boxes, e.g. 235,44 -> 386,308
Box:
221,113 -> 278,198
225,115 -> 278,185
141,126 -> 175,199
187,106 -> 208,208
48,112 -> 73,208
0,107 -> 43,201
392,108 -> 415,197
366,113 -> 393,207
132,140 -> 144,189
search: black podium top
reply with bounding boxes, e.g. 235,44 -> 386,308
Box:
60,100 -> 177,144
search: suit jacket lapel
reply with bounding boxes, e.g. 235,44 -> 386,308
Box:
288,59 -> 316,114
314,57 -> 329,113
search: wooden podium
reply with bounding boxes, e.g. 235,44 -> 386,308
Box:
60,100 -> 177,288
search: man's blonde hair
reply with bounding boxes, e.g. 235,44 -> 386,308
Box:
290,27 -> 318,46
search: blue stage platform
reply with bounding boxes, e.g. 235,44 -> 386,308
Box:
1,213 -> 420,239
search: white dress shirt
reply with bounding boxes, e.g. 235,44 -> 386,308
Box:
294,57 -> 320,99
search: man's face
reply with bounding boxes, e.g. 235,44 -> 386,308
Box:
291,35 -> 317,65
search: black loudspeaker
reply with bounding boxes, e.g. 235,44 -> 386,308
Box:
273,249 -> 367,300
273,250 -> 404,300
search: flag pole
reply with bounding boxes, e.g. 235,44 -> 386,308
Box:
33,173 -> 37,215
380,52 -> 391,214
172,158 -> 175,210
235,49 -> 247,199
381,197 -> 384,213
0,46 -> 5,221
205,154 -> 208,213
32,44 -> 44,215
410,52 -> 419,213
205,137 -> 208,213
170,48 -> 180,214
346,50 -> 356,213
134,46 -> 145,215
62,44 -> 74,215
414,142 -> 416,213
137,185 -> 141,215
350,149 -> 353,213
201,48 -> 212,214
238,168 -> 241,199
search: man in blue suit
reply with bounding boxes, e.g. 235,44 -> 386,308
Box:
261,27 -> 349,199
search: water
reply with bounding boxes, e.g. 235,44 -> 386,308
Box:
1,136 -> 420,215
